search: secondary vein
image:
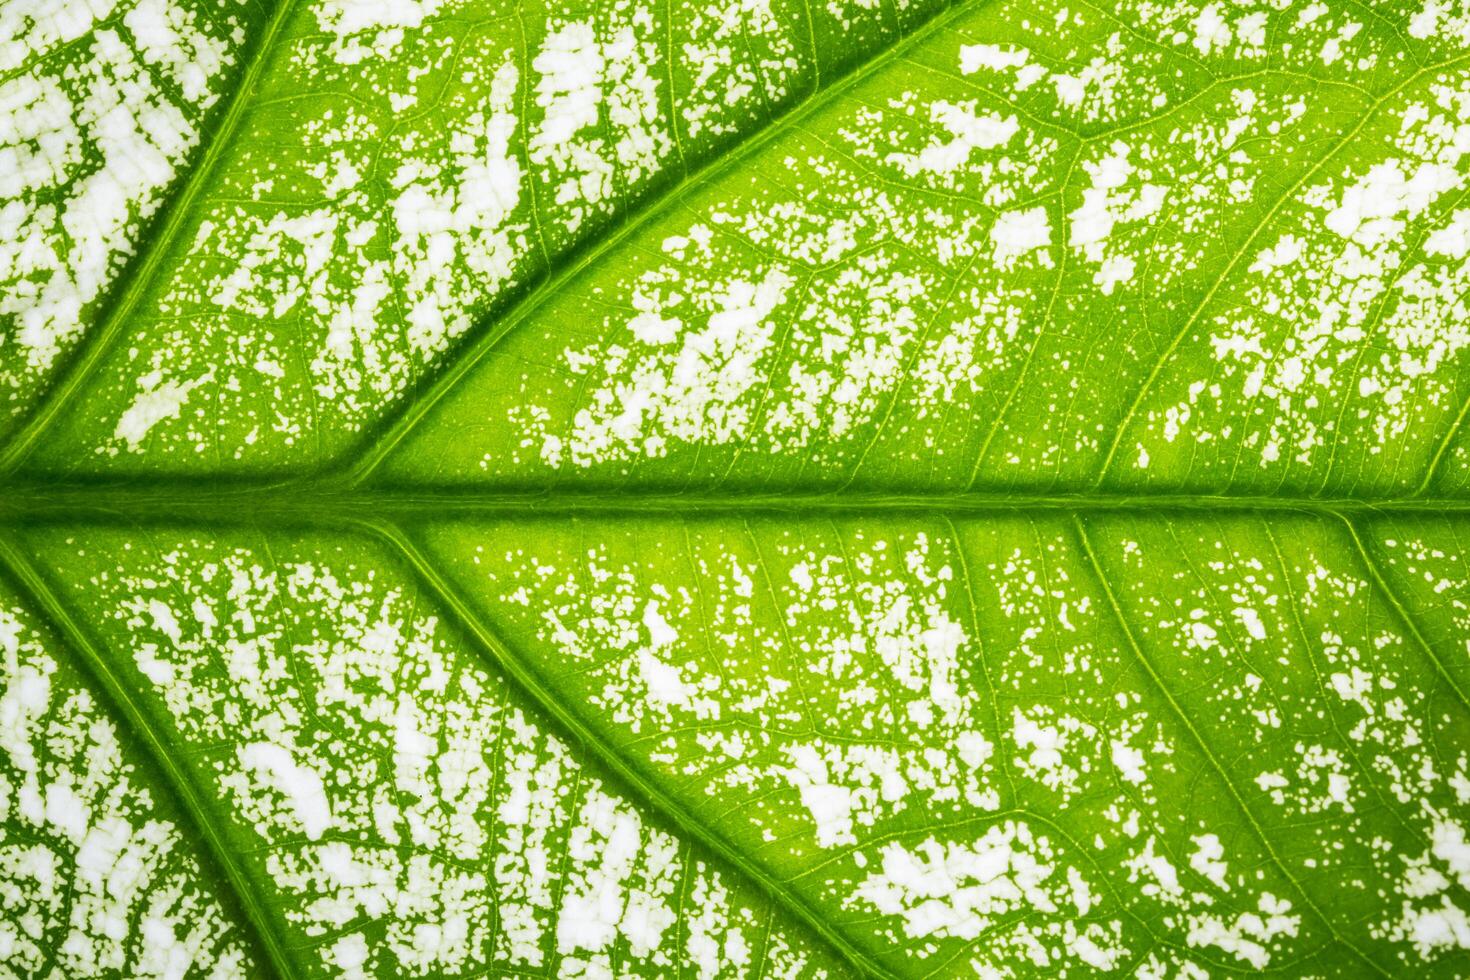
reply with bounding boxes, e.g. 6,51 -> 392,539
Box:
0,0 -> 305,475
0,537 -> 299,980
365,518 -> 902,980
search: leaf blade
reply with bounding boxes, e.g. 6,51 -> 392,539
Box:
9,0 -> 951,476
0,550 -> 264,977
6,1 -> 1470,976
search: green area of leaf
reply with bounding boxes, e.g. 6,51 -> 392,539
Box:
3,0 -> 1470,977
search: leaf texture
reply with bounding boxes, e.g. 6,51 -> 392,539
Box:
3,0 -> 1470,977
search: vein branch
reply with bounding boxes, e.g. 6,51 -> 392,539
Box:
339,0 -> 987,486
1071,516 -> 1392,979
0,0 -> 304,475
1090,53 -> 1470,489
0,537 -> 298,980
364,518 -> 901,980
1335,512 -> 1470,712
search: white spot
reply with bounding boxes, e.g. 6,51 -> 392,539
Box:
237,741 -> 333,841
990,206 -> 1051,269
886,102 -> 1019,177
642,600 -> 678,648
1189,833 -> 1229,890
1233,606 -> 1266,641
1110,737 -> 1146,785
113,370 -> 213,451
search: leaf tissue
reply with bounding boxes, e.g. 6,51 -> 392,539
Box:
3,0 -> 1470,976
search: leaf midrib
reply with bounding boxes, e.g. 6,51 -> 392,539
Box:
0,484 -> 1466,525
5,2 -> 1468,975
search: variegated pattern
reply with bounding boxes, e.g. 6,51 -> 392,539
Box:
2,0 -> 1470,977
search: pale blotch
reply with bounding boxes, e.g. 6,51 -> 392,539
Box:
849,822 -> 1127,971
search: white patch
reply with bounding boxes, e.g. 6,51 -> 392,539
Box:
1127,835 -> 1182,902
237,741 -> 333,841
1011,707 -> 1092,797
1426,209 -> 1470,259
389,58 -> 525,358
1232,606 -> 1266,640
312,0 -> 445,64
556,790 -> 679,961
780,744 -> 855,848
850,822 -> 1121,970
0,9 -> 238,405
147,599 -> 182,645
642,600 -> 678,648
1187,892 -> 1299,968
853,825 -> 1059,939
886,102 -> 1019,177
959,43 -> 1031,74
547,268 -> 794,466
1323,159 -> 1460,248
1190,3 -> 1233,55
0,601 -> 246,976
990,206 -> 1051,269
530,16 -> 671,232
1189,833 -> 1229,890
1383,815 -> 1470,955
1068,142 -> 1166,294
113,370 -> 213,451
637,650 -> 697,708
124,0 -> 232,101
1110,737 -> 1147,785
628,311 -> 682,345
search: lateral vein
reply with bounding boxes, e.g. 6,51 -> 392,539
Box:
0,537 -> 299,980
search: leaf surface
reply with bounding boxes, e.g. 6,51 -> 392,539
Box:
3,0 -> 1470,977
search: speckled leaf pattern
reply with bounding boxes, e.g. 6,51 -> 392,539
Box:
2,0 -> 1470,977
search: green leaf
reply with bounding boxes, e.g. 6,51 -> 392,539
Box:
3,0 -> 1470,977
